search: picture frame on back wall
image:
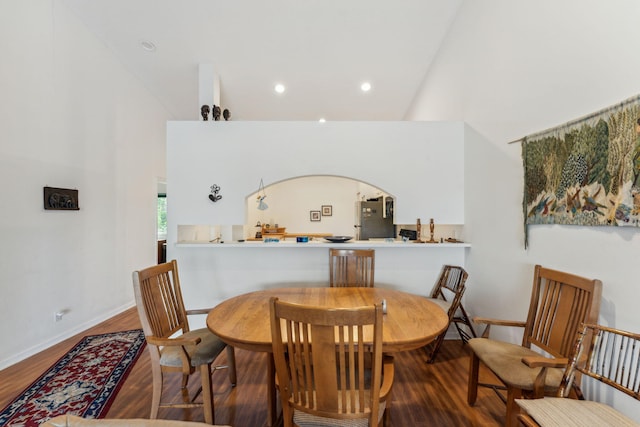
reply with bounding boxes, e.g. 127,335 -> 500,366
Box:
321,205 -> 332,216
310,210 -> 321,221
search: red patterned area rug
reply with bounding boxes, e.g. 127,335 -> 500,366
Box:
0,329 -> 146,427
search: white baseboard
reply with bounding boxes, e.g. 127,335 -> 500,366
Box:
0,301 -> 136,371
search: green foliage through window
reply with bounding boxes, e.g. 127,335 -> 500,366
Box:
157,195 -> 167,238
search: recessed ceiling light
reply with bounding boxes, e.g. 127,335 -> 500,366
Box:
318,118 -> 326,123
360,82 -> 372,92
140,40 -> 156,52
274,83 -> 286,94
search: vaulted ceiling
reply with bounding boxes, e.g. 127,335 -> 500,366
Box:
61,0 -> 462,121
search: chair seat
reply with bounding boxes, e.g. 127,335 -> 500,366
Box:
516,397 -> 639,427
293,400 -> 386,427
424,297 -> 451,313
468,338 -> 564,391
160,328 -> 227,367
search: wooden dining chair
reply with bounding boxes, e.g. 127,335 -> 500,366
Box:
517,323 -> 640,427
132,260 -> 237,425
467,265 -> 602,427
424,265 -> 476,363
270,297 -> 394,427
329,248 -> 375,287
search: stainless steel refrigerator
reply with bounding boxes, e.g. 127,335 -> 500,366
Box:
357,198 -> 394,240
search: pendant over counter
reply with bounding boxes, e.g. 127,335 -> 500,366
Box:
256,178 -> 268,210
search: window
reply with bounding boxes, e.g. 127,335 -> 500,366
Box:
157,194 -> 167,240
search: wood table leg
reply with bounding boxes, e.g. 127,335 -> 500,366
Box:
267,352 -> 277,427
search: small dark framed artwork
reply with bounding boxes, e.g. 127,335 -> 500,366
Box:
321,205 -> 333,216
310,210 -> 321,222
44,187 -> 79,210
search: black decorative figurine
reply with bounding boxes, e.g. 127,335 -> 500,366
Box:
200,105 -> 210,121
223,109 -> 231,121
212,105 -> 221,121
208,184 -> 222,202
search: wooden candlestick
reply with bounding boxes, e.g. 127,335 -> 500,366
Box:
425,218 -> 438,243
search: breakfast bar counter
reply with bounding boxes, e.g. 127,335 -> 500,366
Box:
175,240 -> 471,248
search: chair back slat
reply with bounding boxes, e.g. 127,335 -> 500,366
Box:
271,298 -> 383,423
329,249 -> 375,288
559,323 -> 640,400
525,266 -> 602,359
440,265 -> 467,294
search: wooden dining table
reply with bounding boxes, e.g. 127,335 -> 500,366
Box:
207,286 -> 449,426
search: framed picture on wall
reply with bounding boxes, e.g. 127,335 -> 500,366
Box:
43,187 -> 79,211
321,205 -> 332,216
310,210 -> 321,222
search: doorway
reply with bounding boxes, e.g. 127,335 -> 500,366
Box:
157,180 -> 167,264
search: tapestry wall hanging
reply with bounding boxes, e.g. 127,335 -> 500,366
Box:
522,94 -> 640,247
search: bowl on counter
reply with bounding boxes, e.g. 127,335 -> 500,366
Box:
323,236 -> 353,243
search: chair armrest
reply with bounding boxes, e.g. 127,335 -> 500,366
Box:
379,355 -> 394,400
186,308 -> 212,316
521,356 -> 569,398
146,335 -> 202,347
473,317 -> 526,338
521,356 -> 568,369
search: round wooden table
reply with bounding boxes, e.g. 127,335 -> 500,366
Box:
208,287 -> 448,352
207,287 -> 448,425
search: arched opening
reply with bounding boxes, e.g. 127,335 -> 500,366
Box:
245,175 -> 395,240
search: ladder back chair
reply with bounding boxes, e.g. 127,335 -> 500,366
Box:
132,260 -> 237,425
425,265 -> 476,363
517,323 -> 640,427
467,265 -> 602,427
329,248 -> 375,288
270,297 -> 394,427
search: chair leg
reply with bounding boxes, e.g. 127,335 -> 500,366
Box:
427,332 -> 446,363
226,346 -> 237,386
267,354 -> 278,426
467,350 -> 480,405
454,304 -> 477,343
181,374 -> 189,389
150,365 -> 163,419
201,363 -> 214,424
180,374 -> 191,404
505,386 -> 522,427
383,400 -> 391,427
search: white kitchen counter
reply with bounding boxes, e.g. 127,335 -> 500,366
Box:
175,240 -> 471,248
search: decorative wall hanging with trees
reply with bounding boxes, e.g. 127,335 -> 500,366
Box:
521,95 -> 640,247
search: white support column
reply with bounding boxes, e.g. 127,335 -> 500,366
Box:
198,64 -> 220,119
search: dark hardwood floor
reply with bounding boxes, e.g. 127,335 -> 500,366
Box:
0,307 -> 505,426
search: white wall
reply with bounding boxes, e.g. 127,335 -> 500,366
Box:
166,121 -> 465,233
0,0 -> 171,368
407,0 -> 640,419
